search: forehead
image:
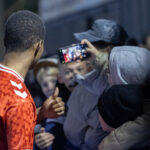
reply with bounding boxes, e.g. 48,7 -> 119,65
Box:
61,61 -> 86,69
40,74 -> 57,82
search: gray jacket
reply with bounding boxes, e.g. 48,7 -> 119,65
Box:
96,46 -> 150,149
64,71 -> 108,150
109,46 -> 150,85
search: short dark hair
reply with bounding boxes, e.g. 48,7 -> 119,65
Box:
4,10 -> 45,52
125,37 -> 138,46
92,41 -> 115,49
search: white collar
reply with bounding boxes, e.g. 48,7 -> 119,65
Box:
0,64 -> 24,82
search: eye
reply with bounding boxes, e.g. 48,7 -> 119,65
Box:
41,82 -> 48,88
64,69 -> 72,75
51,79 -> 57,84
77,67 -> 83,72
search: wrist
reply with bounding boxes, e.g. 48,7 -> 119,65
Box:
37,107 -> 46,123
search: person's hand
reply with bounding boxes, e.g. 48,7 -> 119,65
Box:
37,87 -> 65,122
35,128 -> 54,149
43,87 -> 65,118
81,39 -> 99,56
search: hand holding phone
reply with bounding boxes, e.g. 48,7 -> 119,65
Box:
81,39 -> 99,56
59,43 -> 90,64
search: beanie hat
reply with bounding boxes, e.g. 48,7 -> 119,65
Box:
98,84 -> 143,128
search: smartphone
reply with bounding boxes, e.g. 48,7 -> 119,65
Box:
59,43 -> 90,64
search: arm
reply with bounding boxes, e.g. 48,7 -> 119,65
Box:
82,108 -> 108,150
6,101 -> 36,150
98,104 -> 150,150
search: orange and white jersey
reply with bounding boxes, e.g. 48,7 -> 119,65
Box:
0,64 -> 37,150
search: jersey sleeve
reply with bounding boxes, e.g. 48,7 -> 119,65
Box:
6,101 -> 36,150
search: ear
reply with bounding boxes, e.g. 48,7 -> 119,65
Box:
34,41 -> 43,58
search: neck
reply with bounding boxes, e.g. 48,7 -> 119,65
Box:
0,50 -> 34,79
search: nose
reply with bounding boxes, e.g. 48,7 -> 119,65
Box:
68,71 -> 77,80
71,71 -> 78,80
73,70 -> 78,76
47,82 -> 52,91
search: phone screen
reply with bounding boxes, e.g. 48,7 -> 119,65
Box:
59,44 -> 89,64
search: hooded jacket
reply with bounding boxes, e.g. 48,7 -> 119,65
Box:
96,46 -> 150,150
63,70 -> 108,150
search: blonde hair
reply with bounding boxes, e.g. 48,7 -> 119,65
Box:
36,66 -> 59,83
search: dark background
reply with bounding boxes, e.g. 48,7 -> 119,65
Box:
1,0 -> 150,57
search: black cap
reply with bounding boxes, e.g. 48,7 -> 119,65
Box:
74,19 -> 128,46
98,85 -> 143,128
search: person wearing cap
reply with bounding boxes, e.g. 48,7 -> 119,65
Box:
97,84 -> 150,150
74,19 -> 150,86
73,19 -> 150,149
63,19 -> 128,150
33,58 -> 67,150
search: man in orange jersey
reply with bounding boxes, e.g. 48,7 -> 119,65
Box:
0,10 -> 64,150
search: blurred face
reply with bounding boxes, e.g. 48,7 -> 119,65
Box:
98,114 -> 114,133
40,74 -> 57,98
59,61 -> 92,91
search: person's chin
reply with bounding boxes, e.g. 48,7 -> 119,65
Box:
46,91 -> 53,97
68,82 -> 78,91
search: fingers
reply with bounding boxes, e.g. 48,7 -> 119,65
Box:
35,132 -> 54,140
54,106 -> 64,112
52,98 -> 64,108
42,89 -> 65,118
45,87 -> 59,102
35,132 -> 55,149
52,98 -> 65,116
37,137 -> 54,149
46,88 -> 60,106
40,127 -> 45,133
81,39 -> 94,49
53,98 -> 65,111
53,87 -> 59,98
57,111 -> 65,115
81,39 -> 99,55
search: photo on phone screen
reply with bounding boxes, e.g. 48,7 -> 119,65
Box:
59,44 -> 90,64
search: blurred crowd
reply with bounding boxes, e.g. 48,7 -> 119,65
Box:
25,18 -> 150,150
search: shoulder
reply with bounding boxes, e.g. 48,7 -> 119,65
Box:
0,78 -> 34,106
110,46 -> 150,60
110,46 -> 150,61
109,46 -> 150,84
111,46 -> 148,53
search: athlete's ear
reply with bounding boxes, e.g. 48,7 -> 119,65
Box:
34,41 -> 44,58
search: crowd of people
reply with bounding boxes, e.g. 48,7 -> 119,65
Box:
0,10 -> 150,150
